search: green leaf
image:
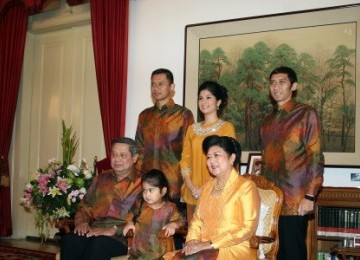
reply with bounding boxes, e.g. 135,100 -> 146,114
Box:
61,120 -> 79,166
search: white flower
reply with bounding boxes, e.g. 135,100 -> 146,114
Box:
83,169 -> 92,179
48,158 -> 56,163
19,197 -> 32,208
54,207 -> 70,218
80,158 -> 89,170
67,165 -> 79,176
29,171 -> 40,181
48,186 -> 61,197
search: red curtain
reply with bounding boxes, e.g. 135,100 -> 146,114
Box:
90,0 -> 129,156
0,0 -> 42,237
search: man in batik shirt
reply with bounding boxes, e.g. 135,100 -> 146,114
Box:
260,66 -> 324,260
135,68 -> 194,206
60,137 -> 142,260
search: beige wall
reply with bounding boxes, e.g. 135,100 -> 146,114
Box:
127,0 -> 360,186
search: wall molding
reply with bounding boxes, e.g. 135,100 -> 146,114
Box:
28,2 -> 90,33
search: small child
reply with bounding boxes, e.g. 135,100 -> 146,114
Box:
123,169 -> 185,259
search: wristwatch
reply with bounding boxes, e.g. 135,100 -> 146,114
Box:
305,194 -> 315,201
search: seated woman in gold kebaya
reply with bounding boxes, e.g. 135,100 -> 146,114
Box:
165,135 -> 260,260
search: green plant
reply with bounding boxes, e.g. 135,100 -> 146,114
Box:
20,121 -> 93,241
61,120 -> 79,166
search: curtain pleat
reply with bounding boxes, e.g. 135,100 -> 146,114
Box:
90,0 -> 129,156
0,1 -> 32,237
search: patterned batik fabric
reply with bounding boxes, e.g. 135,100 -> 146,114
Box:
75,169 -> 142,243
135,98 -> 194,200
128,201 -> 184,259
260,99 -> 324,215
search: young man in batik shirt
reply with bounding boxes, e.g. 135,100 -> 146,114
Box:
135,68 -> 194,207
261,66 -> 324,260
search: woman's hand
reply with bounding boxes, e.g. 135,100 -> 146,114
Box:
183,174 -> 200,199
190,186 -> 200,199
183,240 -> 212,255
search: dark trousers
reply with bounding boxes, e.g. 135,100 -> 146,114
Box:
278,215 -> 308,260
60,233 -> 128,260
172,198 -> 186,250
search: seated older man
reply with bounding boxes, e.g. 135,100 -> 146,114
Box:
60,137 -> 142,260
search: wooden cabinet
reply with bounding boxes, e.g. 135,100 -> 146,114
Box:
308,186 -> 360,259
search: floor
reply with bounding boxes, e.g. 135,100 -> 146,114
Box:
0,239 -> 59,260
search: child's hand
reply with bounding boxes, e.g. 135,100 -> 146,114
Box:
162,222 -> 178,237
122,222 -> 135,236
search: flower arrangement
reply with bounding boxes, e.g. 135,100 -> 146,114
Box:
20,121 -> 94,240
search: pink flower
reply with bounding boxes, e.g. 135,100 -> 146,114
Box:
39,185 -> 49,195
38,173 -> 51,185
56,177 -> 69,192
24,193 -> 32,199
68,190 -> 80,202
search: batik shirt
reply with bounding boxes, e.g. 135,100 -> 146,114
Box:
135,98 -> 194,200
74,169 -> 142,244
127,200 -> 185,259
260,99 -> 324,215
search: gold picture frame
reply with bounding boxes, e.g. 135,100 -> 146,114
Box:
246,153 -> 262,175
183,4 -> 360,166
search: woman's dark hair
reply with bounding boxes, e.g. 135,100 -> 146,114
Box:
141,169 -> 170,200
202,135 -> 242,168
198,80 -> 229,118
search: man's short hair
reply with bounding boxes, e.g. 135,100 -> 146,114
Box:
151,68 -> 174,84
269,66 -> 298,85
111,137 -> 138,156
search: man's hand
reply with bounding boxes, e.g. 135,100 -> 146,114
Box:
86,227 -> 117,237
123,222 -> 135,236
74,222 -> 90,236
298,198 -> 314,216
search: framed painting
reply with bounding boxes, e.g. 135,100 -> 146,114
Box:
183,4 -> 360,166
246,153 -> 262,175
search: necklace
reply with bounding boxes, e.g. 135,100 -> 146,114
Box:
193,119 -> 224,136
213,181 -> 225,191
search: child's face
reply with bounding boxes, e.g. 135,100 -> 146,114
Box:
142,182 -> 166,208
